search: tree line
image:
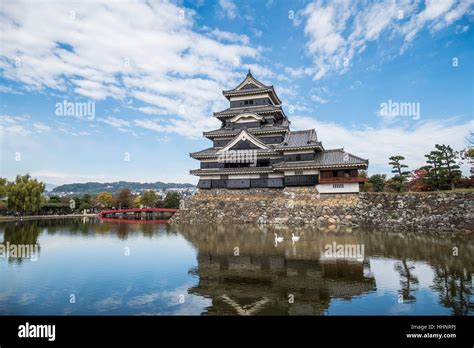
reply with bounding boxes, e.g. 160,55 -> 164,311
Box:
0,175 -> 181,215
362,142 -> 473,192
93,188 -> 180,210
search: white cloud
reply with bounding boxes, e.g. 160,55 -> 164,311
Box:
0,85 -> 23,94
296,0 -> 473,79
0,0 -> 265,138
99,116 -> 131,129
205,27 -> 250,45
29,171 -> 112,185
310,95 -> 328,104
0,124 -> 34,136
30,171 -> 106,180
309,86 -> 329,104
0,115 -> 51,136
32,123 -> 51,132
98,116 -> 140,136
133,116 -> 218,139
291,115 -> 473,174
218,0 -> 238,20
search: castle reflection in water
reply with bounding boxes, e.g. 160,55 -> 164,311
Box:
1,219 -> 472,315
179,224 -> 375,315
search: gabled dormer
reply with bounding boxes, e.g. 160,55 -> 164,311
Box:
218,129 -> 270,152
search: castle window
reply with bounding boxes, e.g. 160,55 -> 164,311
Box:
333,183 -> 344,189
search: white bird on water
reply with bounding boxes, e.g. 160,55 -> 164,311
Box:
274,233 -> 284,246
291,233 -> 300,244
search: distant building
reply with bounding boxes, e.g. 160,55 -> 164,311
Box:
190,71 -> 368,193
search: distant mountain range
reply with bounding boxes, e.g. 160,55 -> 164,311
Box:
51,181 -> 195,195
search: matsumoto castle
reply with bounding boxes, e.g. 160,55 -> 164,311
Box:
190,71 -> 368,193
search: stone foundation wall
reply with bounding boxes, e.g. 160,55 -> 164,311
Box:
172,187 -> 358,227
356,192 -> 473,233
171,188 -> 474,233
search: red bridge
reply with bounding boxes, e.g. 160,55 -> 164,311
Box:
98,208 -> 178,217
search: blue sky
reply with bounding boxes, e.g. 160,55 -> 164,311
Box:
1,0 -> 473,185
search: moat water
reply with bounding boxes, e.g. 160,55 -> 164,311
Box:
0,218 -> 472,315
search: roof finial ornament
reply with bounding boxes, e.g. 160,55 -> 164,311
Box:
247,68 -> 252,76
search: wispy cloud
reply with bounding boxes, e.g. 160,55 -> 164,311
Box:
292,115 -> 473,174
0,115 -> 50,136
99,116 -> 138,136
0,0 -> 265,138
204,27 -> 250,45
293,0 -> 474,79
99,116 -> 131,129
218,0 -> 238,20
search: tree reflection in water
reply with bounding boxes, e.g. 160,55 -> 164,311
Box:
430,266 -> 472,315
0,219 -> 472,315
394,260 -> 419,303
0,221 -> 41,264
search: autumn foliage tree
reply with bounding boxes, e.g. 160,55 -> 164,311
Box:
114,188 -> 132,208
95,192 -> 113,208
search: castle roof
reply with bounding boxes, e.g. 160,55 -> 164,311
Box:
222,70 -> 282,105
203,124 -> 288,138
275,129 -> 320,149
213,104 -> 285,119
273,149 -> 368,169
190,147 -> 278,159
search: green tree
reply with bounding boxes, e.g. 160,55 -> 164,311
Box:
388,156 -> 410,192
141,190 -> 157,207
423,149 -> 443,190
460,131 -> 473,178
361,182 -> 373,192
7,174 -> 45,214
154,196 -> 165,208
48,195 -> 61,203
368,174 -> 386,192
0,177 -> 8,197
164,192 -> 180,209
435,144 -> 462,190
133,196 -> 142,208
79,193 -> 92,212
424,145 -> 461,190
95,192 -> 113,208
114,188 -> 132,208
81,194 -> 92,204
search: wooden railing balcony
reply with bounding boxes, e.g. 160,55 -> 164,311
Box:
319,177 -> 367,183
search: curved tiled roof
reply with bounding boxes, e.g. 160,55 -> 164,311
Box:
190,147 -> 279,159
274,129 -> 321,149
315,148 -> 368,165
273,149 -> 368,169
190,166 -> 275,176
203,124 -> 288,138
214,104 -> 285,118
